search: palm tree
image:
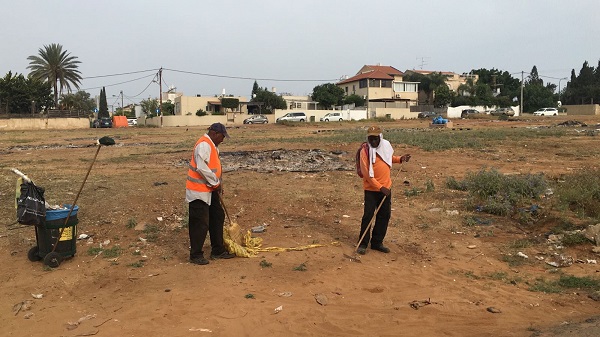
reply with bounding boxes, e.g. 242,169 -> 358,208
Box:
27,43 -> 82,107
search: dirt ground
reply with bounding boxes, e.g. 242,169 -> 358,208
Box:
1,115 -> 600,337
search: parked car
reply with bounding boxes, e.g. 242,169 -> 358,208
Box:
276,112 -> 307,123
533,108 -> 558,116
417,111 -> 436,119
93,117 -> 112,128
243,114 -> 269,124
320,112 -> 344,122
127,118 -> 138,126
461,109 -> 479,118
490,107 -> 515,116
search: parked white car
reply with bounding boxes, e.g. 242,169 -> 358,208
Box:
320,112 -> 344,122
533,108 -> 558,116
127,118 -> 138,126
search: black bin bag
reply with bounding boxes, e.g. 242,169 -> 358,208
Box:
17,182 -> 46,226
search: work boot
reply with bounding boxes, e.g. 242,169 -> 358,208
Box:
371,244 -> 390,253
210,251 -> 235,260
190,257 -> 209,265
357,246 -> 367,255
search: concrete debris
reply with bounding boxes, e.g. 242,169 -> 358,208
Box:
545,254 -> 574,268
583,223 -> 600,246
314,293 -> 328,306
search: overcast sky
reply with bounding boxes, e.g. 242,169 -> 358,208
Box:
1,0 -> 598,106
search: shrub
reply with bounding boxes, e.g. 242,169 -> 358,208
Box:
447,168 -> 548,216
555,167 -> 600,218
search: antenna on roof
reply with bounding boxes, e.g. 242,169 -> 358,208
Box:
416,56 -> 430,70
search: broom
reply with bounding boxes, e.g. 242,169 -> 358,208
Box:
220,197 -> 242,245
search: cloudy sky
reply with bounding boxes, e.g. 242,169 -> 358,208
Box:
1,0 -> 598,106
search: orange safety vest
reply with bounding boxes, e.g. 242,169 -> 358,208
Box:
186,135 -> 221,192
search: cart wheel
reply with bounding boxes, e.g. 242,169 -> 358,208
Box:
43,252 -> 62,268
27,246 -> 42,262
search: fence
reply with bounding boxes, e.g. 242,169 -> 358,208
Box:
0,110 -> 90,119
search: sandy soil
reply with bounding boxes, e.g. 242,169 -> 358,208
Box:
1,115 -> 600,337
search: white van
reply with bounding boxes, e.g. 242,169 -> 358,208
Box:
320,112 -> 345,122
276,112 -> 306,122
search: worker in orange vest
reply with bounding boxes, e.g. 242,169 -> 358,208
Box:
357,125 -> 410,255
186,123 -> 235,265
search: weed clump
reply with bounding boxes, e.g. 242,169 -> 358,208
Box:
446,168 -> 548,217
555,167 -> 600,219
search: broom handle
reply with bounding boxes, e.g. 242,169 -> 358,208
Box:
355,196 -> 386,251
219,195 -> 233,224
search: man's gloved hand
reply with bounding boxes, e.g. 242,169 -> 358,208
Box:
380,186 -> 391,196
401,154 -> 411,163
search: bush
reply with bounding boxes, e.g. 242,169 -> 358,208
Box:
447,168 -> 548,216
555,167 -> 600,218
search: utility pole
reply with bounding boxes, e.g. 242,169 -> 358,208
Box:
120,90 -> 124,113
520,71 -> 524,115
159,67 -> 163,127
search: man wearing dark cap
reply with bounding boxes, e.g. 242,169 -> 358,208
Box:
186,123 -> 234,265
357,125 -> 411,255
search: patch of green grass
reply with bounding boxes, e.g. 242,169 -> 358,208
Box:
502,254 -> 527,267
127,261 -> 144,268
102,246 -> 122,258
245,293 -> 255,299
404,187 -> 421,197
127,218 -> 137,229
562,232 -> 590,246
447,168 -> 548,217
425,179 -> 435,192
259,260 -> 272,268
87,247 -> 103,256
293,262 -> 307,271
487,271 -> 508,281
464,271 -> 480,280
528,275 -> 600,293
555,167 -> 600,218
143,224 -> 160,242
528,278 -> 562,293
507,238 -> 533,249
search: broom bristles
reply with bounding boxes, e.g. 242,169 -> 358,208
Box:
227,222 -> 243,245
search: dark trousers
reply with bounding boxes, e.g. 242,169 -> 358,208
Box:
359,190 -> 391,248
188,192 -> 226,259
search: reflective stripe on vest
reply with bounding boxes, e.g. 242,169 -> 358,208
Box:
186,135 -> 221,192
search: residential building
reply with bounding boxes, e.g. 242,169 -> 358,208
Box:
173,95 -> 249,115
403,69 -> 479,104
336,64 -> 419,118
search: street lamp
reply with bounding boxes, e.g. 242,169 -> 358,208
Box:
558,77 -> 567,104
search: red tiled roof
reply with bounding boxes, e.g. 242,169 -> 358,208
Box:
361,65 -> 403,76
337,69 -> 395,85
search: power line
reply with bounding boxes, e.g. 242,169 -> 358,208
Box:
163,67 -> 337,82
81,73 -> 156,91
82,69 -> 158,79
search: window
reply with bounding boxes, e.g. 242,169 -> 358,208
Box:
369,79 -> 379,87
345,86 -> 348,94
393,82 -> 419,92
359,79 -> 367,88
381,80 -> 392,88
